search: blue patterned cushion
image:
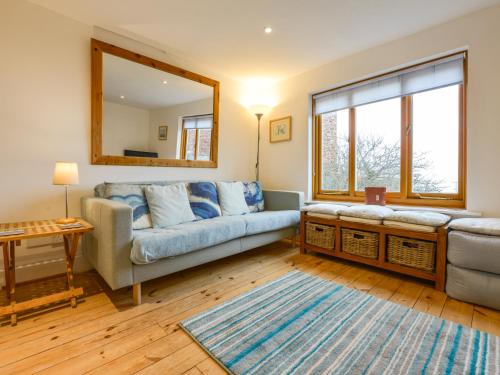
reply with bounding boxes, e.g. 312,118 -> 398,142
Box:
243,181 -> 265,212
104,184 -> 152,229
187,182 -> 222,220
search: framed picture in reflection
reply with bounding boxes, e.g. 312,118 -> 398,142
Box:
269,116 -> 291,143
158,126 -> 168,140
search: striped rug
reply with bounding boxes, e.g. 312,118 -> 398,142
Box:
180,270 -> 500,375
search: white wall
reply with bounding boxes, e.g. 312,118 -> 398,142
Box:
102,101 -> 150,156
149,98 -> 213,159
0,0 -> 256,282
262,4 -> 500,216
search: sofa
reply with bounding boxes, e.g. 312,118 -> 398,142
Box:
81,181 -> 303,304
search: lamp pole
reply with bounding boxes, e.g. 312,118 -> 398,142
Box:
255,113 -> 263,181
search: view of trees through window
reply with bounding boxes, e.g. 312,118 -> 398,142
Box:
320,85 -> 460,195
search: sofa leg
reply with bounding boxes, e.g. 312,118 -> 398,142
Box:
132,283 -> 141,305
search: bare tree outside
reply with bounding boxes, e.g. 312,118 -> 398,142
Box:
321,111 -> 444,192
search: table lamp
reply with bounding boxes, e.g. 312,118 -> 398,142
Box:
53,162 -> 79,224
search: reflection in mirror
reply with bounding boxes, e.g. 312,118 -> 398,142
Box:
102,52 -> 214,160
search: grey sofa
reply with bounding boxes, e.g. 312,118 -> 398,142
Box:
81,182 -> 303,304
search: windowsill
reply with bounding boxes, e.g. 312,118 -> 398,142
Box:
306,199 -> 482,219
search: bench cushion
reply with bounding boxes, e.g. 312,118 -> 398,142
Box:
385,211 -> 450,227
339,216 -> 382,225
338,205 -> 394,220
448,230 -> 500,274
383,220 -> 436,233
243,210 -> 300,236
302,204 -> 347,217
449,218 -> 500,236
131,216 -> 246,264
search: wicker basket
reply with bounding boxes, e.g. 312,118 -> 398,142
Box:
306,223 -> 335,250
341,229 -> 379,259
387,236 -> 436,273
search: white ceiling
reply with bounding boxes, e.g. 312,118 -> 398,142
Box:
30,0 -> 500,80
103,53 -> 212,109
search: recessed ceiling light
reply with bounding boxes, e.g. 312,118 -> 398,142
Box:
120,95 -> 125,99
264,26 -> 273,34
162,80 -> 168,84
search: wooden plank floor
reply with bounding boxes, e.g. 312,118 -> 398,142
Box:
1,241 -> 499,374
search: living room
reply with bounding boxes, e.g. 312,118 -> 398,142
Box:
1,0 -> 500,373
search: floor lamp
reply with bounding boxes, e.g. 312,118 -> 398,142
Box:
251,105 -> 270,181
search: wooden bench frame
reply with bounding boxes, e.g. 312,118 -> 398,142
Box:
299,212 -> 448,291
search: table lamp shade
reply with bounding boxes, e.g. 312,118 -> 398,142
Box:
53,162 -> 79,185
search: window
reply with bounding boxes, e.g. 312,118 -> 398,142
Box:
181,114 -> 213,161
313,52 -> 466,207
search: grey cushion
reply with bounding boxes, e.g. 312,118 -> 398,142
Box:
338,205 -> 394,220
384,211 -> 450,227
243,210 -> 300,236
448,230 -> 500,274
130,216 -> 246,264
449,218 -> 500,236
446,264 -> 500,310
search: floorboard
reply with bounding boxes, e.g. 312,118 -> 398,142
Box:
0,241 -> 498,374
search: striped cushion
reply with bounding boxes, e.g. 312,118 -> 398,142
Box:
187,182 -> 222,220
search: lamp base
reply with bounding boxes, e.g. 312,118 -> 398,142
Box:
55,217 -> 78,225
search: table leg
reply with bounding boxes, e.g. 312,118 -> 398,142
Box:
63,233 -> 81,308
2,242 -> 10,300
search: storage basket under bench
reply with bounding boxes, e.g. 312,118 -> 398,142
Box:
300,211 -> 448,291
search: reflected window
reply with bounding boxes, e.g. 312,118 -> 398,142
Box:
181,114 -> 213,161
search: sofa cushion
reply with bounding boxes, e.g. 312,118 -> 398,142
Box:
216,182 -> 250,216
144,184 -> 196,228
449,218 -> 500,236
243,181 -> 265,212
338,205 -> 394,220
104,183 -> 152,230
385,211 -> 450,227
448,230 -> 500,274
130,216 -> 247,264
302,204 -> 347,217
243,210 -> 300,236
187,182 -> 221,220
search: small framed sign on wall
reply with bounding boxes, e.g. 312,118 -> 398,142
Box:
158,126 -> 168,140
269,116 -> 292,143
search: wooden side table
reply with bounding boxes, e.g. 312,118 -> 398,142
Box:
0,219 -> 94,325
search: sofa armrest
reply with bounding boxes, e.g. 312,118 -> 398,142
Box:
263,189 -> 304,211
81,197 -> 134,290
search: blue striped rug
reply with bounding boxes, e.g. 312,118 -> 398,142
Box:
180,270 -> 499,375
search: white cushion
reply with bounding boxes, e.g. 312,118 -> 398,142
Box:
338,205 -> 393,220
307,212 -> 338,220
216,182 -> 250,216
383,220 -> 436,233
339,216 -> 382,225
301,204 -> 347,217
449,218 -> 500,236
385,211 -> 450,227
144,184 -> 196,228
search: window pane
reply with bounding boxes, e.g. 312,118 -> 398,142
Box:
412,85 -> 459,194
197,129 -> 212,161
355,98 -> 401,192
185,129 -> 196,160
320,109 -> 349,191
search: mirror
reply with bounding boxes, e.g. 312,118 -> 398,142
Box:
91,39 -> 219,167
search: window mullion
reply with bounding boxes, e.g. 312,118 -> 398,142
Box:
406,96 -> 414,197
401,96 -> 409,198
348,108 -> 356,197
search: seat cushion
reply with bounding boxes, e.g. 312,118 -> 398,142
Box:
339,215 -> 382,225
338,205 -> 394,220
243,210 -> 300,236
302,204 -> 347,218
449,218 -> 500,236
385,211 -> 450,227
448,230 -> 500,274
130,216 -> 246,264
383,220 -> 436,233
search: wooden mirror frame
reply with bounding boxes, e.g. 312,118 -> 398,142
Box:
91,39 -> 219,168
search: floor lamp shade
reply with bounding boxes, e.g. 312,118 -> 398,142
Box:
53,162 -> 79,185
